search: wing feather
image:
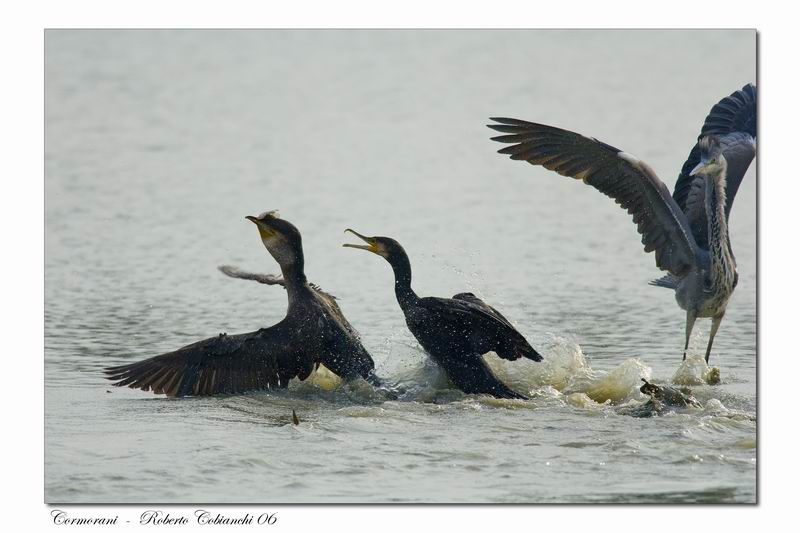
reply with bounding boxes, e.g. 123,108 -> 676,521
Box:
673,84 -> 757,248
416,295 -> 539,361
489,118 -> 698,277
104,325 -> 308,397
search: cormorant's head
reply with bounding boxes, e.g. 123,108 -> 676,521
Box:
690,135 -> 726,177
343,229 -> 405,262
246,210 -> 304,268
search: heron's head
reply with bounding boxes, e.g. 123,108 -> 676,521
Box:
343,229 -> 406,263
690,135 -> 726,177
245,210 -> 303,267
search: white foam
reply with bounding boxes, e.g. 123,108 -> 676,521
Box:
485,336 -> 652,404
672,355 -> 720,385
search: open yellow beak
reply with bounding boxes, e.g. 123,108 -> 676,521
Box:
343,228 -> 379,253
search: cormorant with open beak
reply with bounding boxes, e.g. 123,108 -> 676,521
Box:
344,229 -> 541,399
105,211 -> 377,396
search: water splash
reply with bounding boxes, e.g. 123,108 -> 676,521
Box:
484,336 -> 588,392
571,358 -> 651,404
485,336 -> 651,404
293,364 -> 342,391
672,355 -> 721,386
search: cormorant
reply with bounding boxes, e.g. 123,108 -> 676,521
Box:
488,84 -> 756,363
343,229 -> 541,399
104,211 -> 376,396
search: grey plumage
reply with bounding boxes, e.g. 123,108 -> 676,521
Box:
489,84 -> 756,363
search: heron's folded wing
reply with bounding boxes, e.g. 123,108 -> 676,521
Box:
673,84 -> 757,247
104,326 -> 312,397
489,118 -> 698,277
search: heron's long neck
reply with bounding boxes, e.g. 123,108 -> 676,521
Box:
704,168 -> 734,277
389,250 -> 418,307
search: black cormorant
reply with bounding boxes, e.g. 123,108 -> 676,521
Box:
104,211 -> 376,396
343,229 -> 541,399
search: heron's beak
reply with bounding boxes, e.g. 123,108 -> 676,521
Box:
689,161 -> 706,177
343,228 -> 379,254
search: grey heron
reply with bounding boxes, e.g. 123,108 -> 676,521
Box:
488,84 -> 756,363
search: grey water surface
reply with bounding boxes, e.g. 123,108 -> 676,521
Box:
45,30 -> 756,503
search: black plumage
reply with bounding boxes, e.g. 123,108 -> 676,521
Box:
105,212 -> 376,396
344,230 -> 541,399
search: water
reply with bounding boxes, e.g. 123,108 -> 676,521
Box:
45,30 -> 756,503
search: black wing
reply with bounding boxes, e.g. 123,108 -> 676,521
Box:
216,267 -> 374,380
417,295 -> 539,361
309,288 -> 376,380
452,292 -> 516,330
489,118 -> 699,277
673,84 -> 756,247
104,323 -> 315,397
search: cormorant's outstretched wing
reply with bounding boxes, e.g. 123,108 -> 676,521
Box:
218,266 -> 339,302
104,324 -> 316,397
218,265 -> 285,286
489,118 -> 699,278
672,84 -> 756,249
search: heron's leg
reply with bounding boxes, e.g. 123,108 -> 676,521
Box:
683,310 -> 697,361
704,312 -> 725,364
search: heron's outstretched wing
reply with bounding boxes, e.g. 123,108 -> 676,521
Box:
673,84 -> 757,247
489,118 -> 699,277
218,265 -> 285,286
104,324 -> 316,397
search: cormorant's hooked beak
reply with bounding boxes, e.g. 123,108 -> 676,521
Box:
246,215 -> 276,237
343,228 -> 379,254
